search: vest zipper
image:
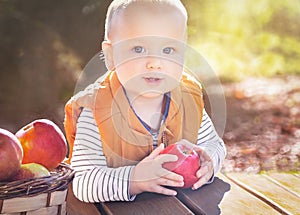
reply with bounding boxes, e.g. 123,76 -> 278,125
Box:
162,130 -> 167,145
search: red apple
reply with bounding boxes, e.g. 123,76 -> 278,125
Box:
159,142 -> 200,188
15,119 -> 67,170
12,163 -> 50,180
0,128 -> 23,181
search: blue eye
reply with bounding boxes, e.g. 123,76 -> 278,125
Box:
163,47 -> 174,54
133,46 -> 145,53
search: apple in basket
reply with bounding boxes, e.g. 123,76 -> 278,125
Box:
15,119 -> 67,170
0,128 -> 23,182
159,142 -> 200,188
11,163 -> 50,180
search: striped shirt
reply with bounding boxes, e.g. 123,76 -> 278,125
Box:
71,108 -> 226,202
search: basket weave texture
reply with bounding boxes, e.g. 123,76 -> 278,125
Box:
0,163 -> 74,215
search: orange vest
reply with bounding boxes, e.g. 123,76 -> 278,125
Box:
64,71 -> 204,167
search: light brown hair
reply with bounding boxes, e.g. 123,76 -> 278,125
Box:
104,0 -> 188,41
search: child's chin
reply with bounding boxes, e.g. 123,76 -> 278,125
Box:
138,91 -> 165,98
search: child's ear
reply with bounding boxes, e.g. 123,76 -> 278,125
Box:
102,41 -> 115,71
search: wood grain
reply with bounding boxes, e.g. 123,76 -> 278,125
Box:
100,192 -> 193,215
176,174 -> 281,215
66,184 -> 101,215
226,172 -> 300,215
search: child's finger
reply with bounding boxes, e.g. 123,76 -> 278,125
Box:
147,143 -> 165,159
157,167 -> 184,182
192,172 -> 211,190
157,153 -> 178,164
158,177 -> 184,188
151,184 -> 178,196
196,161 -> 212,178
193,161 -> 213,190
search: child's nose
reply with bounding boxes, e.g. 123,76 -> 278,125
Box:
146,57 -> 162,70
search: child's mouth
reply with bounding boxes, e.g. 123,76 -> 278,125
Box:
143,77 -> 163,85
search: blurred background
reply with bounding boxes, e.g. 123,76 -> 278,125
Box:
1,0 -> 299,172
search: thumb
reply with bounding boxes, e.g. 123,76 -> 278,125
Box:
157,154 -> 178,164
147,143 -> 165,159
194,147 -> 212,162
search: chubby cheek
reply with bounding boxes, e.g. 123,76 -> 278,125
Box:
115,61 -> 142,84
164,63 -> 183,81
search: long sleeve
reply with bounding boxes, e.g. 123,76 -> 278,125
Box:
196,109 -> 227,175
71,108 -> 226,202
71,108 -> 135,202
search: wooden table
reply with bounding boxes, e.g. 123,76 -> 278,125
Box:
66,172 -> 300,215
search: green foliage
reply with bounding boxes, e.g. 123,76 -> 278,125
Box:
183,0 -> 300,81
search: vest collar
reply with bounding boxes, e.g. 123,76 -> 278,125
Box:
107,71 -> 183,139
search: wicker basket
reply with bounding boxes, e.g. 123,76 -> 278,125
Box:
0,163 -> 74,215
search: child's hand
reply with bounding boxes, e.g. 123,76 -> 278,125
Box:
192,146 -> 213,190
176,139 -> 214,190
130,144 -> 184,196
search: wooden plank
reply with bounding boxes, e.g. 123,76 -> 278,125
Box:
226,172 -> 300,215
175,176 -> 229,215
263,172 -> 300,197
66,184 -> 102,215
175,173 -> 281,215
99,192 -> 193,215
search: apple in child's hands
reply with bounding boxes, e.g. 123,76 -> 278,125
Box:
159,142 -> 200,188
12,163 -> 50,180
15,119 -> 67,170
0,128 -> 23,181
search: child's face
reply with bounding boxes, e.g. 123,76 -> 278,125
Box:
104,2 -> 187,99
